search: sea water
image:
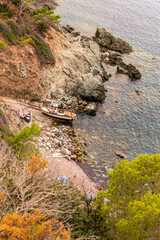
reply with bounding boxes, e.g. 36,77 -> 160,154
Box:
55,0 -> 160,187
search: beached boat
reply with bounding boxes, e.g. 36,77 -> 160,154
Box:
40,103 -> 76,121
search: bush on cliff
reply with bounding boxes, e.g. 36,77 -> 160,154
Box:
8,122 -> 41,159
0,3 -> 14,19
32,35 -> 55,65
0,40 -> 7,50
30,7 -> 61,34
0,21 -> 17,44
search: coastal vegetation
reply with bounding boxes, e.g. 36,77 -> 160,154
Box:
0,120 -> 159,239
0,0 -> 59,65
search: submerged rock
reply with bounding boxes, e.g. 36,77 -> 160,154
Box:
114,151 -> 127,158
117,62 -> 142,80
94,27 -> 132,54
85,102 -> 97,115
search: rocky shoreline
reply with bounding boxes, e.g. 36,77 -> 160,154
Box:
0,0 -> 142,191
42,25 -> 141,116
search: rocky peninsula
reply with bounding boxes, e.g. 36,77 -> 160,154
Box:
0,0 -> 142,191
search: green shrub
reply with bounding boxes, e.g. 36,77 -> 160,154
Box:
8,0 -> 21,6
25,27 -> 31,34
8,21 -> 24,36
8,122 -> 41,159
0,3 -> 14,19
0,40 -> 7,50
32,35 -> 55,65
0,21 -> 17,44
19,37 -> 35,46
30,7 -> 61,35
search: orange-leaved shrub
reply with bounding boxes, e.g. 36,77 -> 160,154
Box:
0,210 -> 71,240
27,154 -> 48,174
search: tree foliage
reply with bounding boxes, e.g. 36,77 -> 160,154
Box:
116,192 -> 160,240
18,0 -> 36,19
93,154 -> 160,239
31,7 -> 61,24
8,122 -> 40,159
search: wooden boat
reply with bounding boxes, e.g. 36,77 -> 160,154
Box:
40,103 -> 76,122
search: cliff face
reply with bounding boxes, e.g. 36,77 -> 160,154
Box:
0,42 -> 43,99
43,28 -> 105,101
0,18 -> 106,102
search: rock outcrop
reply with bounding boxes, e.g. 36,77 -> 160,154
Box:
43,29 -> 106,102
102,52 -> 141,80
94,27 -> 132,54
117,62 -> 142,80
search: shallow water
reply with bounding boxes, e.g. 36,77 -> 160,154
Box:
55,0 -> 160,187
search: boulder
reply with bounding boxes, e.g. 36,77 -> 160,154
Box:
117,62 -> 142,80
85,102 -> 97,115
110,38 -> 132,54
94,27 -> 132,54
103,70 -> 111,81
114,151 -> 126,158
95,28 -> 113,48
63,24 -> 75,33
108,53 -> 122,65
77,73 -> 106,101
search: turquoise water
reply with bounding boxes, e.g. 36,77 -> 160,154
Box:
55,0 -> 160,186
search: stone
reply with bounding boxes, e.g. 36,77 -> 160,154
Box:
94,75 -> 103,82
43,34 -> 104,101
117,62 -> 142,80
103,70 -> 112,81
135,90 -> 144,95
78,73 -> 106,101
66,99 -> 73,106
28,49 -> 34,56
61,147 -> 71,156
108,53 -> 122,65
126,64 -> 142,80
117,65 -> 128,75
92,68 -> 101,76
94,27 -> 132,54
85,102 -> 97,115
71,31 -> 81,37
71,155 -> 77,160
16,63 -> 28,79
95,27 -> 113,48
110,38 -> 132,54
78,100 -> 87,106
63,24 -> 75,33
114,151 -> 127,158
45,132 -> 52,137
46,142 -> 52,149
62,67 -> 71,76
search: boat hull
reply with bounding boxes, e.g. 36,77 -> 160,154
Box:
41,107 -> 75,122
